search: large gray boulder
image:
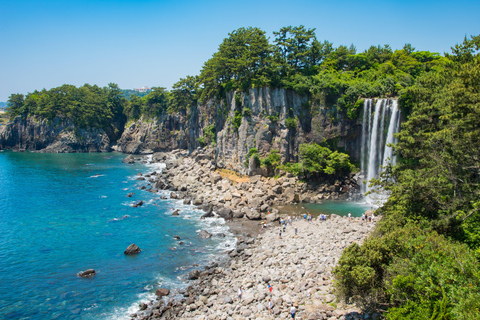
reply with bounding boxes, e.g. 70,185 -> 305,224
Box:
122,155 -> 135,164
246,210 -> 261,220
216,207 -> 233,219
124,243 -> 142,255
198,230 -> 212,239
155,288 -> 170,297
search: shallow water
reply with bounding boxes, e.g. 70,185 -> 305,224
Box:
0,152 -> 234,320
277,200 -> 370,218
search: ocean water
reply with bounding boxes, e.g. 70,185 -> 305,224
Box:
0,152 -> 234,320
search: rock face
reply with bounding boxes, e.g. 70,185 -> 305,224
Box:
114,88 -> 361,171
0,116 -> 111,152
115,113 -> 189,154
0,89 -> 362,176
124,243 -> 141,255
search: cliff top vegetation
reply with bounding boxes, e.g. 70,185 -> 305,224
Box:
7,25 -> 447,124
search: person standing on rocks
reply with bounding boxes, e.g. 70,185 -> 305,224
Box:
290,305 -> 296,319
268,298 -> 274,314
295,227 -> 297,235
238,287 -> 242,302
348,212 -> 351,222
268,284 -> 273,296
279,229 -> 282,239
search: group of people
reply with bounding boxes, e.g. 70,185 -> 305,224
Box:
361,212 -> 375,222
238,285 -> 297,318
303,213 -> 313,223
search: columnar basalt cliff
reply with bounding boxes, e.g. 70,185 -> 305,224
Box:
0,88 -> 363,172
116,88 -> 363,174
213,88 -> 361,175
0,116 -> 111,152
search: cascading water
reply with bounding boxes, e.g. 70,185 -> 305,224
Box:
360,99 -> 400,207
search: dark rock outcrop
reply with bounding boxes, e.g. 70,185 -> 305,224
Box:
124,243 -> 141,255
78,269 -> 96,278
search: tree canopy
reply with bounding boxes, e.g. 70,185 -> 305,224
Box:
334,34 -> 480,319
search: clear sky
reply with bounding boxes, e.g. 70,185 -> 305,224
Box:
0,0 -> 479,102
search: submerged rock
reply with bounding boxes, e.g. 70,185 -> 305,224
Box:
124,243 -> 141,255
78,269 -> 96,278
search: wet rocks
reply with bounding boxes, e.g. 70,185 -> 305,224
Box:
132,200 -> 144,207
187,269 -> 201,280
198,230 -> 212,239
78,269 -> 96,278
155,288 -> 170,298
124,243 -> 141,255
122,155 -> 135,164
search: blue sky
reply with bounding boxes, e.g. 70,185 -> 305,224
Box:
0,0 -> 479,102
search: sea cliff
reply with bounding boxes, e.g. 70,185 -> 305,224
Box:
0,88 -> 361,175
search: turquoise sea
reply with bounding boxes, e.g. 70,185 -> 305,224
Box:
0,152 -> 234,320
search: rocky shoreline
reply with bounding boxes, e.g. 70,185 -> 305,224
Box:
122,149 -> 377,320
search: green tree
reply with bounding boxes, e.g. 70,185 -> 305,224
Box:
168,75 -> 199,113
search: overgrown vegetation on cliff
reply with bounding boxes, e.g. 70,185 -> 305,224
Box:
6,25 -> 445,127
334,35 -> 480,319
6,83 -> 127,139
195,26 -> 445,118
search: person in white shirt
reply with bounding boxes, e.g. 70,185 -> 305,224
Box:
290,306 -> 296,319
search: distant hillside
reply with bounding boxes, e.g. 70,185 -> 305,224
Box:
0,102 -> 6,110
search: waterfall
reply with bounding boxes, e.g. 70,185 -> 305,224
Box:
360,99 -> 401,206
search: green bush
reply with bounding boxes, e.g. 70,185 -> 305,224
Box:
244,147 -> 258,167
232,110 -> 242,131
242,107 -> 252,117
204,124 -> 216,143
285,117 -> 297,129
347,98 -> 364,120
280,143 -> 355,177
334,223 -> 480,319
266,113 -> 279,123
261,150 -> 281,170
197,136 -> 206,147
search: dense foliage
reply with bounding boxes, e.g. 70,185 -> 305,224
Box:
194,25 -> 446,117
334,35 -> 480,318
6,83 -> 126,134
7,25 -> 446,129
279,143 -> 355,177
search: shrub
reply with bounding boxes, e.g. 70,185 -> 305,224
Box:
334,223 -> 480,319
197,136 -> 206,147
204,124 -> 216,143
285,117 -> 297,129
261,150 -> 281,169
232,110 -> 242,131
242,107 -> 252,117
244,147 -> 258,167
266,113 -> 279,123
